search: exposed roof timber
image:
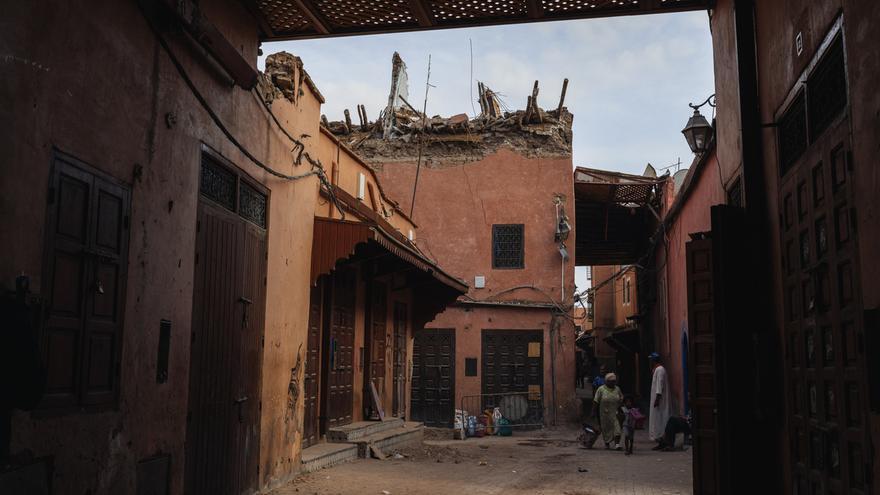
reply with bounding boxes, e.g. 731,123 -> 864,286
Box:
254,0 -> 713,41
526,0 -> 544,18
291,0 -> 330,34
407,0 -> 434,27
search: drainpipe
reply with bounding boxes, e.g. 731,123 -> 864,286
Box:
549,314 -> 559,426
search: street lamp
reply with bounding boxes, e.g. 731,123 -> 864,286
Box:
682,94 -> 715,154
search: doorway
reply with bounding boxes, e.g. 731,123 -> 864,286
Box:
186,153 -> 267,494
411,329 -> 455,427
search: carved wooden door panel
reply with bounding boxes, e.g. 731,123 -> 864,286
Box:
411,329 -> 454,427
686,237 -> 719,495
777,33 -> 871,493
303,282 -> 322,447
392,302 -> 408,417
325,267 -> 355,428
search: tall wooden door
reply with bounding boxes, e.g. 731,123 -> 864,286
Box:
187,154 -> 267,495
364,280 -> 387,418
481,330 -> 543,425
323,267 -> 355,428
687,236 -> 719,494
41,155 -> 130,409
777,60 -> 871,495
303,282 -> 322,448
411,329 -> 455,427
392,302 -> 408,417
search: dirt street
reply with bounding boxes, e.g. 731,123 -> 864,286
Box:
272,427 -> 692,495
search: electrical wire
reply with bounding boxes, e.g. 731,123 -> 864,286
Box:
139,2 -> 345,217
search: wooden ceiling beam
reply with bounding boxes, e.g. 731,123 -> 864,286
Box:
292,0 -> 331,34
526,0 -> 544,19
407,0 -> 434,27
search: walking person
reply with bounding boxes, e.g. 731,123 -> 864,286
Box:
592,372 -> 623,450
648,352 -> 671,450
621,395 -> 637,455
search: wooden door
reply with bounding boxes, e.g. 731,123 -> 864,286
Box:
392,302 -> 408,417
41,155 -> 130,409
324,267 -> 355,428
411,329 -> 455,427
233,222 -> 266,491
187,155 -> 268,494
779,103 -> 871,495
686,236 -> 719,494
303,282 -> 322,448
364,280 -> 387,418
187,204 -> 241,495
481,330 -> 543,425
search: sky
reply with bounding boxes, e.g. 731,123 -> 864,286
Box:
260,12 -> 715,294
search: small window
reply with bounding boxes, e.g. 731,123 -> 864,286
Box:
465,358 -> 478,377
492,224 -> 524,269
623,277 -> 632,304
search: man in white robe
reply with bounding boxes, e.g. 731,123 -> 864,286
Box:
648,352 -> 671,448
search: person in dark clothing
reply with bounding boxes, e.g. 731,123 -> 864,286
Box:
659,415 -> 692,451
1,277 -> 46,462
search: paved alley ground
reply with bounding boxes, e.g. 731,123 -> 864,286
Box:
272,427 -> 692,495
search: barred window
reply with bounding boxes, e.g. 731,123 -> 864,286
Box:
807,35 -> 846,141
727,176 -> 743,208
778,91 -> 807,177
200,152 -> 268,228
492,224 -> 524,269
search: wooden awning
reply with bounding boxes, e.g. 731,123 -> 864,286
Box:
243,0 -> 713,41
574,167 -> 667,266
310,217 -> 467,293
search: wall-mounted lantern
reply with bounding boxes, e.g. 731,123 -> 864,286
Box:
682,94 -> 715,155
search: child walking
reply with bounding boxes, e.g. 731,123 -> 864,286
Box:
621,395 -> 637,455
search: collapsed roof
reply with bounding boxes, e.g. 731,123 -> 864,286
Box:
320,52 -> 573,164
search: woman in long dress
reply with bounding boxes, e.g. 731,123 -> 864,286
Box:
592,372 -> 624,450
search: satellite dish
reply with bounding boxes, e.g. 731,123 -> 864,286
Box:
643,163 -> 657,178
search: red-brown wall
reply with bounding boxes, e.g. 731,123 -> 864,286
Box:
371,147 -> 578,421
655,151 -> 725,415
1,1 -> 321,492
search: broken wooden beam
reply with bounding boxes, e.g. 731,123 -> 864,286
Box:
557,78 -> 569,117
359,104 -> 369,130
343,109 -> 352,133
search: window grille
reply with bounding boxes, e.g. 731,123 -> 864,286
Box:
778,91 -> 807,176
492,224 -> 524,269
239,182 -> 267,228
200,156 -> 236,211
808,35 -> 847,141
201,152 -> 269,228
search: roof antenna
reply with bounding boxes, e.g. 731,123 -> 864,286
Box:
409,54 -> 433,219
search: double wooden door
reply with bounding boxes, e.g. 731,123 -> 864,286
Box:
411,329 -> 455,427
186,201 -> 266,495
481,330 -> 543,424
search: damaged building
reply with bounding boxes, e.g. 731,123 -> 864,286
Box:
324,53 -> 578,427
1,4 -> 463,493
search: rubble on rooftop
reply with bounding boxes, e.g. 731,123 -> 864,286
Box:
320,52 -> 574,164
